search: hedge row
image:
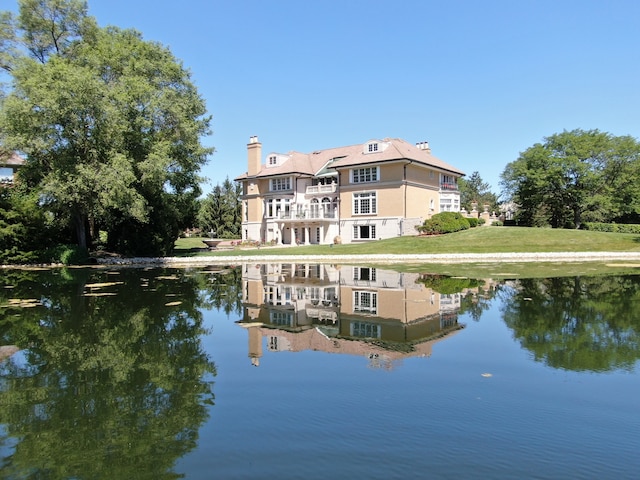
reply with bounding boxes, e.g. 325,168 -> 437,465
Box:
582,222 -> 640,234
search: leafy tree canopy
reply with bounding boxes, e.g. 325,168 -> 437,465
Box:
0,0 -> 213,256
500,129 -> 640,228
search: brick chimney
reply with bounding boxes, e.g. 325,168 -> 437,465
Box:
247,136 -> 262,176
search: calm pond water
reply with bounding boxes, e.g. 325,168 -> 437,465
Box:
1,264 -> 639,479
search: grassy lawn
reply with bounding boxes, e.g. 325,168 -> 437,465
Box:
173,228 -> 640,278
175,227 -> 640,256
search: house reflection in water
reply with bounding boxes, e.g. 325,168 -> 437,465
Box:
236,263 -> 473,369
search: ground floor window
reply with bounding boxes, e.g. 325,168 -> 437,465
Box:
350,321 -> 380,338
353,290 -> 377,314
270,311 -> 293,326
354,267 -> 376,281
353,224 -> 376,240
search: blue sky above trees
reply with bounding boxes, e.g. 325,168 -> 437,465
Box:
6,0 -> 640,193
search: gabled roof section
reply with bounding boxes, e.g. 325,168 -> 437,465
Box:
0,151 -> 26,168
235,137 -> 464,181
329,138 -> 464,175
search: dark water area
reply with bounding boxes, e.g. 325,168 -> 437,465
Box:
1,264 -> 639,479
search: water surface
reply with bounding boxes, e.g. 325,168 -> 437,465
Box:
1,265 -> 638,479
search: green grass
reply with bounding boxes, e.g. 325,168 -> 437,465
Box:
175,227 -> 640,257
172,228 -> 640,278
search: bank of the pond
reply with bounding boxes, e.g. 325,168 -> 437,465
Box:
96,251 -> 640,266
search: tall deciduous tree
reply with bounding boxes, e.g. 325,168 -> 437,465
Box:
500,129 -> 640,228
0,0 -> 212,255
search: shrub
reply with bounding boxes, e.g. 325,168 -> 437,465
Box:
582,222 -> 640,234
467,217 -> 479,228
44,244 -> 90,265
418,212 -> 471,235
492,220 -> 503,226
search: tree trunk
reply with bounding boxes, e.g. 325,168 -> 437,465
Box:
74,211 -> 88,249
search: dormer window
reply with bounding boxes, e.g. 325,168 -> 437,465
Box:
363,140 -> 389,155
268,155 -> 277,165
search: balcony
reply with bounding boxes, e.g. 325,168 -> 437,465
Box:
440,182 -> 458,191
306,184 -> 337,195
273,208 -> 337,221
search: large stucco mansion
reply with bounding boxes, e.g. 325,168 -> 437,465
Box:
235,136 -> 464,245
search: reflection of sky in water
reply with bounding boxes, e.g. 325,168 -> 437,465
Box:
1,268 -> 639,479
177,280 -> 640,479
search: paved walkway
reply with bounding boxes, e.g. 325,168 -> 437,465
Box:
98,251 -> 640,266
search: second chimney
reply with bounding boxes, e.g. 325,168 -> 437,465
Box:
247,136 -> 262,176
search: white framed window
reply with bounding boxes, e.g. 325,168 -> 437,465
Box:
351,167 -> 378,183
353,267 -> 376,281
268,155 -> 277,165
270,311 -> 293,326
353,291 -> 378,315
353,192 -> 376,215
367,143 -> 378,153
266,198 -> 290,218
270,177 -> 291,191
353,224 -> 376,240
440,198 -> 452,212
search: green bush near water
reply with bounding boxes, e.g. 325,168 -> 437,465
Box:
44,245 -> 90,265
417,212 -> 471,235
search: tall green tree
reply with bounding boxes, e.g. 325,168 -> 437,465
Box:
0,0 -> 212,255
500,129 -> 640,228
198,177 -> 242,239
458,171 -> 498,212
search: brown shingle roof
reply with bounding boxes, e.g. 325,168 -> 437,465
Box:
237,138 -> 464,180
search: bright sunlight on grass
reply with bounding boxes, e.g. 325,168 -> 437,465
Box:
174,227 -> 640,257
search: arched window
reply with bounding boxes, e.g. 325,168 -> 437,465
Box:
321,197 -> 331,218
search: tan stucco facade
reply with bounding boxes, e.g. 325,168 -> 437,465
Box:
236,137 -> 463,245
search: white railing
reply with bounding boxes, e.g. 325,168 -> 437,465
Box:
275,209 -> 336,220
305,184 -> 337,195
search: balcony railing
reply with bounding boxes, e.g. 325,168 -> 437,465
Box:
305,184 -> 337,195
440,182 -> 458,191
273,209 -> 337,220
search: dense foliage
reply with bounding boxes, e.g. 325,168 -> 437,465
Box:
0,0 -> 212,257
197,177 -> 242,238
501,275 -> 640,372
500,129 -> 640,228
417,211 -> 471,234
458,171 -> 498,213
581,222 -> 640,234
0,267 -> 218,477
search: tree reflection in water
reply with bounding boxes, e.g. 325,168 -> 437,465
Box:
0,267 -> 217,479
501,275 -> 640,372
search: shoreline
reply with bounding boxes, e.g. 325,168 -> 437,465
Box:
95,251 -> 640,266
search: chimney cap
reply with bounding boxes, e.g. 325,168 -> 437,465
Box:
249,135 -> 259,144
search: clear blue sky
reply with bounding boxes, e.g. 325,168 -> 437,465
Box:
9,0 -> 640,194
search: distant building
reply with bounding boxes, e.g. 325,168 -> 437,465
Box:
235,137 -> 464,245
0,151 -> 26,187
